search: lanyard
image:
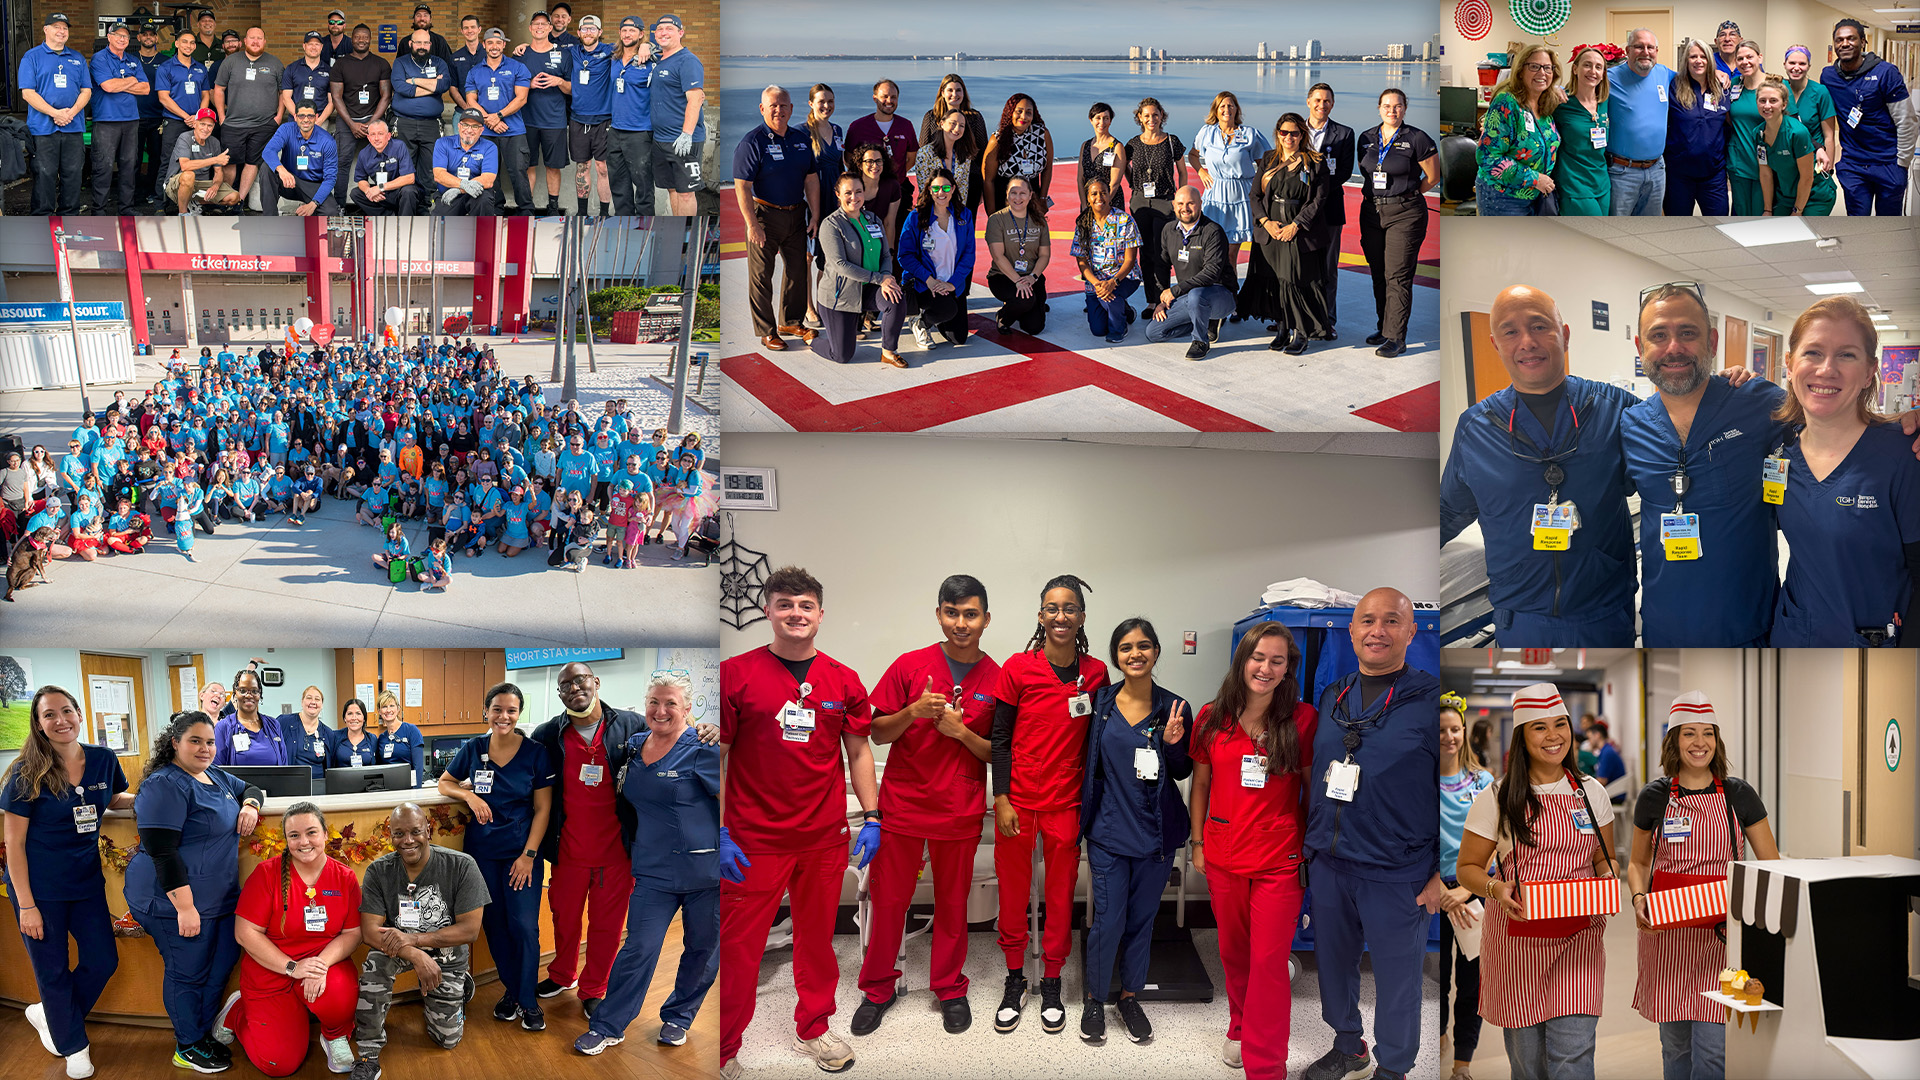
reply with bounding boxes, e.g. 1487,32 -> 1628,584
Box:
1506,396 -> 1584,500
1330,675 -> 1396,760
1672,442 -> 1691,513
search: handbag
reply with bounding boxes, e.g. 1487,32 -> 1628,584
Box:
1502,768 -> 1617,939
1532,189 -> 1561,216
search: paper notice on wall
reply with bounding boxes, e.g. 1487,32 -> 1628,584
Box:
355,683 -> 377,706
89,677 -> 129,716
102,714 -> 127,751
178,667 -> 199,711
405,678 -> 423,708
384,682 -> 401,704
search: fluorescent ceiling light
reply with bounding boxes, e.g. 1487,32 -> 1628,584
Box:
1879,325 -> 1901,331
1872,313 -> 1893,320
1715,218 -> 1818,247
1806,282 -> 1866,295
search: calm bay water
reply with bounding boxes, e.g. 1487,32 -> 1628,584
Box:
720,58 -> 1440,159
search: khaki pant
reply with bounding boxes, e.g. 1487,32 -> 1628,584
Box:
166,170 -> 238,203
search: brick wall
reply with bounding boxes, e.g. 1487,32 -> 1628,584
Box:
30,0 -> 717,88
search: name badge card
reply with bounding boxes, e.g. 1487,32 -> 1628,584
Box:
1762,456 -> 1787,504
781,700 -> 815,742
1532,503 -> 1575,550
1372,169 -> 1387,190
1141,181 -> 1157,198
235,731 -> 253,752
1242,753 -> 1269,789
1847,105 -> 1863,127
1134,746 -> 1159,780
1663,814 -> 1692,840
1571,806 -> 1595,833
54,72 -> 69,89
473,768 -> 494,794
579,763 -> 605,786
397,899 -> 422,928
304,904 -> 328,932
74,804 -> 99,834
1068,693 -> 1093,718
1660,512 -> 1701,560
1590,125 -> 1606,149
1325,759 -> 1359,800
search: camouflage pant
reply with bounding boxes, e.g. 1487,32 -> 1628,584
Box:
355,946 -> 472,1059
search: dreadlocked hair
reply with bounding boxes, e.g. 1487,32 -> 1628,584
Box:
277,801 -> 329,936
1023,574 -> 1093,655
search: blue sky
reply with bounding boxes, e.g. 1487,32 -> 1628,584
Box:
721,0 -> 1439,55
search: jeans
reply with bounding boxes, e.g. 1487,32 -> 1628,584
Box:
31,132 -> 87,214
1609,160 -> 1667,215
1475,177 -> 1550,215
1658,1019 -> 1726,1080
1083,277 -> 1140,340
1504,1014 -> 1599,1080
1144,284 -> 1236,343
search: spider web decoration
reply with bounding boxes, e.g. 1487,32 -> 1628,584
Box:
717,513 -> 773,630
1508,0 -> 1570,37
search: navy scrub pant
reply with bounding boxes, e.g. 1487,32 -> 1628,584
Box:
10,891 -> 119,1055
1838,161 -> 1908,216
1663,168 -> 1729,216
1083,841 -> 1173,999
1494,606 -> 1635,648
132,908 -> 241,1047
1309,858 -> 1428,1075
588,880 -> 719,1039
474,854 -> 544,1012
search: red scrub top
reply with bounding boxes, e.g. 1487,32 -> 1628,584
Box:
235,855 -> 363,981
721,645 -> 872,853
1191,701 -> 1318,877
993,650 -> 1111,813
560,719 -> 625,865
870,644 -> 1001,841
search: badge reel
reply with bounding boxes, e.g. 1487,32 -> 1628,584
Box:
1068,680 -> 1093,719
1661,471 -> 1702,561
473,755 -> 494,794
1134,719 -> 1160,780
580,760 -> 605,786
782,680 -> 816,743
1531,462 -> 1579,551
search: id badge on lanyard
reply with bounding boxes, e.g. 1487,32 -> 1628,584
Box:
1241,753 -> 1268,789
74,803 -> 100,834
1847,105 -> 1863,128
579,762 -> 605,786
1663,813 -> 1692,840
1570,806 -> 1595,833
1590,124 -> 1607,149
1660,512 -> 1702,560
1762,455 -> 1787,504
235,731 -> 253,752
1067,675 -> 1092,719
1531,501 -> 1577,550
1324,758 -> 1359,800
1141,180 -> 1157,198
1134,744 -> 1160,781
474,755 -> 494,794
304,903 -> 328,932
782,680 -> 816,742
397,898 -> 422,929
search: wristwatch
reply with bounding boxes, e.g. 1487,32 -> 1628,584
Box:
523,848 -> 538,859
285,959 -> 297,975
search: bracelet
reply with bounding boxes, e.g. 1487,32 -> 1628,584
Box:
1189,839 -> 1203,847
18,904 -> 35,911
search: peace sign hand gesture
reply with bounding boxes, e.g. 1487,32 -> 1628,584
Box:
1162,700 -> 1186,745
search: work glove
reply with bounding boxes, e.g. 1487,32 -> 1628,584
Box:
672,131 -> 693,157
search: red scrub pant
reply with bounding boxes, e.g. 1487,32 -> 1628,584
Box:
993,805 -> 1081,977
546,860 -> 633,998
228,961 -> 358,1077
720,841 -> 846,1066
857,830 -> 980,1003
1208,864 -> 1305,1080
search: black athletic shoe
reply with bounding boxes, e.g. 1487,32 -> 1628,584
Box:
994,971 -> 1029,1034
581,997 -> 602,1019
1207,318 -> 1223,343
1115,996 -> 1152,1043
520,1006 -> 546,1032
941,996 -> 971,1034
1365,331 -> 1387,345
1268,333 -> 1290,352
1303,1044 -> 1374,1080
1284,331 -> 1310,355
1185,340 -> 1210,360
1375,339 -> 1406,358
1079,997 -> 1106,1043
849,990 -> 897,1036
171,1043 -> 229,1073
196,1037 -> 232,1064
1038,977 -> 1066,1034
493,994 -> 521,1022
537,978 -> 576,998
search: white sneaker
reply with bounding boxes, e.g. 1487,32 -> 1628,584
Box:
911,318 -> 934,350
66,1047 -> 95,1079
212,990 -> 241,1045
793,1029 -> 854,1072
719,1059 -> 744,1080
1223,1036 -> 1243,1068
26,1002 -> 58,1055
323,1035 -> 355,1073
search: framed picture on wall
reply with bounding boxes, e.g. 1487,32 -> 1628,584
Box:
1,655 -> 35,751
719,466 -> 778,511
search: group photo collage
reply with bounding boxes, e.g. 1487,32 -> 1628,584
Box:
3,1 -> 1920,1080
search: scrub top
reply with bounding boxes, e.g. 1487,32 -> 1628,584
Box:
1758,116 -> 1820,214
376,721 -> 426,786
124,763 -> 251,918
0,744 -> 128,901
1621,376 -> 1788,646
214,713 -> 291,766
994,650 -> 1113,812
719,646 -> 872,853
1726,82 -> 1765,180
443,735 -> 554,861
1191,702 -> 1316,876
1303,667 -> 1442,882
234,854 -> 360,969
1086,696 -> 1173,858
330,731 -> 381,769
280,714 -> 337,780
1821,57 -> 1912,168
1550,97 -> 1609,211
1786,81 -> 1841,210
1773,421 -> 1920,646
868,644 -> 1000,841
619,728 -> 720,892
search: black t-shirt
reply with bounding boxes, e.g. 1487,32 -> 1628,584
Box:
330,52 -> 393,118
1517,384 -> 1566,438
1631,774 -> 1767,832
778,655 -> 815,686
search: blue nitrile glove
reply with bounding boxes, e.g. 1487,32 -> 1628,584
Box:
852,820 -> 882,869
719,826 -> 751,883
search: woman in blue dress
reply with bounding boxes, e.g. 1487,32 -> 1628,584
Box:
1771,296 -> 1920,645
3,686 -> 135,1080
438,683 -> 555,1029
571,670 -> 719,1056
1186,90 -> 1269,246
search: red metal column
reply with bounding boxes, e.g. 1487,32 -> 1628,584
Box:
471,218 -> 502,332
304,216 -> 331,334
118,216 -> 150,349
500,215 -> 532,332
360,223 -> 379,344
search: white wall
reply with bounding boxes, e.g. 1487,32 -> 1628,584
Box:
0,649 -> 184,774
1778,647 -> 1846,857
1601,649 -> 1646,791
1437,0 -> 1769,87
509,648 -> 721,727
1440,221 -> 1785,459
718,435 -> 1440,734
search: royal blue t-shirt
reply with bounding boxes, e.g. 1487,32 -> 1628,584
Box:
610,53 -> 652,132
568,41 -> 615,121
1,745 -> 128,901
123,763 -> 249,918
1607,62 -> 1678,161
444,735 -> 555,860
556,449 -> 596,493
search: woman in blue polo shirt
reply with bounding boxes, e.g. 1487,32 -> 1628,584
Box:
213,668 -> 291,767
124,711 -> 264,1073
438,683 -> 555,1030
278,685 -> 335,782
373,690 -> 426,787
328,698 -> 379,770
3,686 -> 134,1080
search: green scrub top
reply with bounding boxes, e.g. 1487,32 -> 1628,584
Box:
1760,115 -> 1829,215
1550,97 -> 1611,214
1726,81 -> 1765,179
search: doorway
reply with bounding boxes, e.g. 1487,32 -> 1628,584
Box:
1606,8 -> 1674,63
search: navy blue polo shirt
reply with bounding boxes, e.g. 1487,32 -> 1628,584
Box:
90,46 -> 148,122
610,52 -> 651,132
355,140 -> 417,183
520,43 -> 573,129
732,122 -> 816,206
0,745 -> 128,901
390,51 -> 450,119
449,45 -> 484,97
282,57 -> 334,110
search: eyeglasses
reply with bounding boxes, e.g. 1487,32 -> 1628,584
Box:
559,674 -> 597,687
1041,604 -> 1084,617
1524,62 -> 1556,74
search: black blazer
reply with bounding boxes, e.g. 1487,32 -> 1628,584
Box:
1315,119 -> 1357,226
532,702 -> 646,862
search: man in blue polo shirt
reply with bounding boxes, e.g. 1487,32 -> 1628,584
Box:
649,13 -> 706,215
351,119 -> 421,215
607,17 -> 656,216
261,100 -> 340,215
19,13 -> 92,214
561,15 -> 615,215
449,15 -> 485,108
91,21 -> 152,215
391,27 -> 452,198
1822,17 -> 1916,216
518,12 -> 575,213
1605,28 -> 1675,216
432,109 -> 501,215
734,85 -> 819,353
280,32 -> 335,131
156,26 -> 211,205
466,28 -> 532,213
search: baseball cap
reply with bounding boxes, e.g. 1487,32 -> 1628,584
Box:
415,4 -> 433,12
45,12 -> 70,24
619,15 -> 643,29
654,13 -> 683,28
304,30 -> 324,41
194,107 -> 217,120
457,107 -> 485,124
137,22 -> 158,33
105,21 -> 130,34
483,26 -> 505,40
327,9 -> 346,18
222,29 -> 241,41
578,15 -> 600,29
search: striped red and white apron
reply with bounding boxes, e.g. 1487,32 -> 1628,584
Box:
1632,781 -> 1742,1023
1480,788 -> 1609,1028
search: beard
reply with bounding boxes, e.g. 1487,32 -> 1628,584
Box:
1647,352 -> 1710,396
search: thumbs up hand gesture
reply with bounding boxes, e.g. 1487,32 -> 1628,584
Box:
909,676 -> 947,719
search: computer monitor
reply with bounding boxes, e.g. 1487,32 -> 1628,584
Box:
225,765 -> 318,799
324,764 -> 415,794
425,734 -> 482,782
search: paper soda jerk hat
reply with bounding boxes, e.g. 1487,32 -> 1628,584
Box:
1510,683 -> 1569,725
1668,691 -> 1718,728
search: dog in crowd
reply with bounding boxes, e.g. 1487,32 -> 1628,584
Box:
5,527 -> 56,601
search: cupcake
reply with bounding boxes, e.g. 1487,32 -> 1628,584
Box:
1718,967 -> 1738,995
1744,977 -> 1764,1005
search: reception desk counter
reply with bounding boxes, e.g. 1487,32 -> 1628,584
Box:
1,789 -> 557,1026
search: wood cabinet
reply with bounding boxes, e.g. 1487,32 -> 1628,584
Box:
332,649 -> 505,737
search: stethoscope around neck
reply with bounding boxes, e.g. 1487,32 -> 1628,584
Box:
1504,389 -> 1594,495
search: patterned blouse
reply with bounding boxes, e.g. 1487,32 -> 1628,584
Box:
1476,90 -> 1561,199
1069,210 -> 1142,281
996,123 -> 1050,179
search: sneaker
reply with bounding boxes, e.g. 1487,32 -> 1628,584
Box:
994,970 -> 1029,1033
719,1059 -> 743,1080
26,1002 -> 57,1055
1079,997 -> 1106,1043
995,315 -> 1013,333
1448,1067 -> 1475,1080
657,1022 -> 689,1046
1303,1044 -> 1374,1080
493,994 -> 521,1022
1208,318 -> 1223,343
520,1006 -> 546,1031
212,991 -> 241,1045
793,1030 -> 854,1072
1038,976 -> 1066,1034
581,997 -> 602,1019
1185,340 -> 1209,360
323,1036 -> 354,1074
1115,996 -> 1152,1043
65,1048 -> 94,1079
171,1044 -> 229,1073
1285,331 -> 1310,355
911,318 -> 935,350
1223,1037 -> 1243,1067
196,1038 -> 231,1064
940,997 -> 971,1034
573,1031 -> 624,1055
1375,1071 -> 1409,1080
849,990 -> 897,1036
349,1060 -> 382,1080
